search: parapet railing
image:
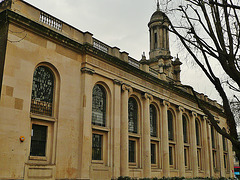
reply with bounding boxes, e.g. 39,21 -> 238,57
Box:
149,67 -> 158,77
93,38 -> 109,54
128,57 -> 140,69
39,11 -> 62,31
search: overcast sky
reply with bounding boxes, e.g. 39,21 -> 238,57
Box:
24,0 -> 222,102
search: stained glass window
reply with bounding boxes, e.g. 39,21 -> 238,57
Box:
183,115 -> 188,143
30,66 -> 54,116
168,110 -> 174,141
30,124 -> 47,156
195,119 -> 200,146
92,134 -> 102,160
92,85 -> 106,126
128,97 -> 138,133
129,140 -> 135,163
150,104 -> 157,137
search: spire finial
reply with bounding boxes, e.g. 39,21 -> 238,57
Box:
157,0 -> 160,11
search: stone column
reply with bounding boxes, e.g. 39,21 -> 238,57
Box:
79,67 -> 95,179
177,106 -> 185,177
112,79 -> 122,178
162,100 -> 170,177
190,112 -> 198,178
208,123 -> 214,177
142,93 -> 153,178
218,133 -> 225,177
120,84 -> 132,176
203,117 -> 210,177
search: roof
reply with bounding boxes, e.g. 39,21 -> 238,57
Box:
148,10 -> 169,26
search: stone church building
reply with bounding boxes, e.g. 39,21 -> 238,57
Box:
0,0 -> 234,179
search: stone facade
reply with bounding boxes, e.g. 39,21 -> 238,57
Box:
0,0 -> 234,179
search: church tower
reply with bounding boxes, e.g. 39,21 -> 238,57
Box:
148,0 -> 170,59
146,1 -> 182,84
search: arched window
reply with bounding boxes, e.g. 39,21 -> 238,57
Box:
92,84 -> 106,127
30,66 -> 54,116
150,104 -> 157,137
128,97 -> 138,133
195,118 -> 202,169
182,115 -> 188,143
195,119 -> 201,146
211,125 -> 218,169
183,115 -> 190,169
168,110 -> 174,141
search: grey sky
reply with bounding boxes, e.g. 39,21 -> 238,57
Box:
25,0 -> 220,102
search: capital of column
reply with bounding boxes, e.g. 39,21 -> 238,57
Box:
161,99 -> 170,107
81,67 -> 95,75
177,105 -> 185,112
113,79 -> 122,85
203,115 -> 210,123
142,92 -> 153,101
191,111 -> 197,117
121,83 -> 133,93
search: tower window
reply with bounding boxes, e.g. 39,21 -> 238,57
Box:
154,32 -> 158,49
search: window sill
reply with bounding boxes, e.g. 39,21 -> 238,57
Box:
30,113 -> 56,122
129,162 -> 137,167
29,156 -> 47,161
129,133 -> 141,138
92,125 -> 109,132
92,160 -> 104,164
150,137 -> 160,141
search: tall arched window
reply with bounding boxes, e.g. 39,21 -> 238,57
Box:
195,118 -> 202,169
30,64 -> 58,163
150,104 -> 157,137
168,110 -> 174,141
211,125 -> 218,169
128,97 -> 138,133
92,84 -> 108,162
31,66 -> 54,116
92,84 -> 106,127
183,115 -> 189,169
168,110 -> 175,168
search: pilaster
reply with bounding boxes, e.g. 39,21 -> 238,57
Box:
161,100 -> 170,177
177,106 -> 185,177
112,79 -> 122,178
142,92 -> 153,178
120,83 -> 132,176
79,67 -> 95,179
203,116 -> 210,177
190,111 -> 198,177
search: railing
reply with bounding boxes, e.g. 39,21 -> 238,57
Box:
39,12 -> 62,31
93,39 -> 109,53
149,67 -> 158,77
31,99 -> 52,116
128,57 -> 140,69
